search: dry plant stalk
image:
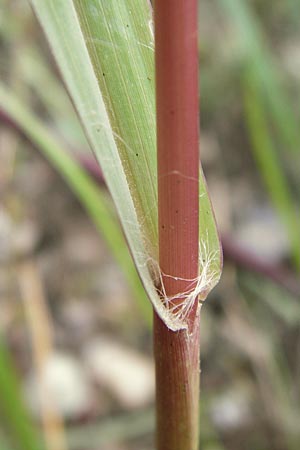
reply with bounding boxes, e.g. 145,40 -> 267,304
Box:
18,260 -> 67,450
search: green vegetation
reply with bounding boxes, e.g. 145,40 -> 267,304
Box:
0,0 -> 299,449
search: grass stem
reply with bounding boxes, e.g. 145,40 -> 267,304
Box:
154,1 -> 200,448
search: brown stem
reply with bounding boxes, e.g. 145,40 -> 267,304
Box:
154,1 -> 200,449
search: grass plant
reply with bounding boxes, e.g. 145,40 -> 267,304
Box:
1,0 -> 300,449
26,1 -> 222,448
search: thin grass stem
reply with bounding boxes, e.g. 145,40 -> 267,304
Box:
154,1 -> 200,448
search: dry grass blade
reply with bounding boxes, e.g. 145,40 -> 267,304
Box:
18,260 -> 67,450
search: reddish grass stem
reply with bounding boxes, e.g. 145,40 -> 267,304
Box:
3,114 -> 299,297
154,1 -> 200,449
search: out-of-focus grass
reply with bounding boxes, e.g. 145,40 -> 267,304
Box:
0,338 -> 43,450
0,83 -> 152,326
220,0 -> 300,270
243,72 -> 300,270
202,2 -> 300,449
220,0 -> 300,156
239,274 -> 300,450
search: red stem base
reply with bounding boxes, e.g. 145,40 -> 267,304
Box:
154,308 -> 200,450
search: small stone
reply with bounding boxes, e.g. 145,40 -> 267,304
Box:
13,220 -> 39,256
25,352 -> 94,419
210,386 -> 252,431
0,209 -> 39,261
235,206 -> 289,264
84,338 -> 154,409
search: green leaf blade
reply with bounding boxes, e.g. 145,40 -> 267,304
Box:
30,0 -> 222,329
74,0 -> 158,256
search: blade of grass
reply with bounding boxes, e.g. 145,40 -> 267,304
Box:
0,83 -> 152,325
243,72 -> 300,270
30,0 -> 164,323
0,432 -> 16,450
30,0 -> 221,330
0,337 -> 44,450
220,0 -> 300,155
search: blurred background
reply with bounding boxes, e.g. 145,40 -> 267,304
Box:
1,0 -> 300,449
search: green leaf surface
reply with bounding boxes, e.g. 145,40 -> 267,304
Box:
29,0 -> 222,329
